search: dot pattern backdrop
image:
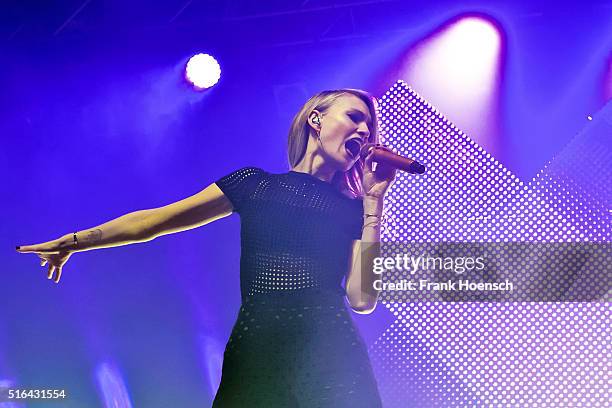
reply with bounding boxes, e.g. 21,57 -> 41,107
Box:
376,81 -> 610,243
368,81 -> 611,407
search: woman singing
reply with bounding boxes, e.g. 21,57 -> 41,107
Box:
16,89 -> 396,407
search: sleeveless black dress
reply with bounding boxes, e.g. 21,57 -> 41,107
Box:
211,167 -> 383,408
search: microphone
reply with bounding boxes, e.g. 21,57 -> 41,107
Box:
360,143 -> 426,174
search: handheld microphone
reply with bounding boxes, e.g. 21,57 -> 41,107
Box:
360,143 -> 426,174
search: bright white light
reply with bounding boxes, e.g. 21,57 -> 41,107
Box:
448,17 -> 500,62
185,53 -> 221,89
407,17 -> 500,101
403,16 -> 502,151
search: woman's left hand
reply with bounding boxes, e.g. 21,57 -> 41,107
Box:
362,144 -> 397,199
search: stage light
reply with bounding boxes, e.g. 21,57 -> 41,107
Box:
401,15 -> 503,153
447,17 -> 500,65
198,333 -> 223,396
185,53 -> 221,90
95,361 -> 133,407
405,16 -> 501,97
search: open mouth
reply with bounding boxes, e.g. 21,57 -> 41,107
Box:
344,139 -> 362,159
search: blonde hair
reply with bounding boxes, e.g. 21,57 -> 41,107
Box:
287,89 -> 379,199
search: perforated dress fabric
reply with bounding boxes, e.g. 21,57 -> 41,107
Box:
211,167 -> 383,408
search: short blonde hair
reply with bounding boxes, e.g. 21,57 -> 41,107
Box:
287,89 -> 379,198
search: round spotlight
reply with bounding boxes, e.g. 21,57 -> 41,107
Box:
185,53 -> 221,90
446,17 -> 500,64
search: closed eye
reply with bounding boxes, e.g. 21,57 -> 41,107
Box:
347,110 -> 371,126
348,112 -> 360,122
347,110 -> 371,140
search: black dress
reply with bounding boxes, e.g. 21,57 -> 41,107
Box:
212,167 -> 383,408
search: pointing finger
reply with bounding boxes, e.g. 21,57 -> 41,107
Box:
17,244 -> 47,253
17,243 -> 58,254
54,267 -> 62,284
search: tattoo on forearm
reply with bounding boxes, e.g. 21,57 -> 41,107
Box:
84,229 -> 102,243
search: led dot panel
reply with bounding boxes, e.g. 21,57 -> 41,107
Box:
376,81 -> 610,243
369,81 -> 611,407
372,302 -> 610,407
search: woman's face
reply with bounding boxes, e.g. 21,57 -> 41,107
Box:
313,94 -> 373,172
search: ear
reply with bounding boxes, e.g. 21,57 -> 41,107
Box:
308,110 -> 322,132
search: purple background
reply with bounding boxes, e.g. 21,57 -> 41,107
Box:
2,1 -> 610,407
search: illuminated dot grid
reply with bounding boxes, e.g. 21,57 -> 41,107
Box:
376,80 -> 609,244
371,302 -> 610,407
376,242 -> 610,302
526,105 -> 611,243
376,81 -> 610,301
369,81 -> 612,407
533,113 -> 612,215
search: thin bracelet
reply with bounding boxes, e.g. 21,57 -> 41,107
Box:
362,220 -> 381,232
364,219 -> 381,227
362,211 -> 385,233
73,232 -> 78,249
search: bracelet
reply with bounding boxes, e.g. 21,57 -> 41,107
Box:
362,219 -> 381,232
362,209 -> 387,233
73,232 -> 78,249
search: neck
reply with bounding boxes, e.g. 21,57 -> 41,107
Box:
291,140 -> 338,183
291,161 -> 337,183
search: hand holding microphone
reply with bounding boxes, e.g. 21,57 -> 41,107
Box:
360,142 -> 424,200
360,143 -> 425,174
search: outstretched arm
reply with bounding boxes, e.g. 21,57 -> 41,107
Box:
21,182 -> 233,252
16,182 -> 233,282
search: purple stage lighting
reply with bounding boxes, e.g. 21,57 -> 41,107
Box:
605,57 -> 612,100
185,53 -> 221,90
405,16 -> 501,100
448,17 -> 500,63
368,81 -> 610,407
95,361 -> 134,407
402,15 -> 503,154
